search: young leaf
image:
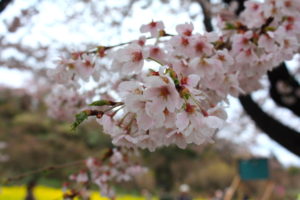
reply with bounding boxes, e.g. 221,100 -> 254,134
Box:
224,22 -> 236,30
89,100 -> 111,106
71,111 -> 89,131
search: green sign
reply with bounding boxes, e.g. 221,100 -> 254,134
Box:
239,158 -> 269,180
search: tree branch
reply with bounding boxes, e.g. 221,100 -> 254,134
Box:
193,0 -> 213,32
268,63 -> 300,117
0,0 -> 12,13
239,95 -> 300,156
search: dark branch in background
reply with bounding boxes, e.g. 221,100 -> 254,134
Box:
0,0 -> 12,13
222,0 -> 246,15
268,63 -> 300,117
239,95 -> 300,156
193,0 -> 213,32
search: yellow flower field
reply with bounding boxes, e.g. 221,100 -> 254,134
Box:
0,186 -> 207,200
0,186 -> 145,200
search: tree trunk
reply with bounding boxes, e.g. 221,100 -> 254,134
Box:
25,178 -> 37,200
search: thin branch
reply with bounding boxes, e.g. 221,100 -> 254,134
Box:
2,148 -> 114,184
2,159 -> 84,184
86,33 -> 174,55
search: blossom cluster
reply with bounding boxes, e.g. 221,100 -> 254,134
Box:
48,0 -> 300,150
64,148 -> 147,199
45,85 -> 92,121
98,66 -> 226,150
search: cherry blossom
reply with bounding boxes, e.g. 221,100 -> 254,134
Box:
176,23 -> 194,36
48,0 -> 300,153
64,148 -> 147,199
140,20 -> 165,37
111,44 -> 146,74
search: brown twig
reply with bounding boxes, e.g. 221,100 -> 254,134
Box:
2,160 -> 84,184
86,33 -> 174,54
2,148 -> 115,185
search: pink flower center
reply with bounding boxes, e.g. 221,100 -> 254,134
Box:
84,60 -> 92,68
218,55 -> 225,62
245,49 -> 252,56
149,21 -> 157,28
132,51 -> 143,62
183,30 -> 192,36
151,47 -> 160,55
185,104 -> 195,113
201,109 -> 208,117
181,77 -> 188,85
159,86 -> 170,98
287,16 -> 295,23
271,7 -> 277,15
138,40 -> 145,46
285,1 -> 292,7
252,4 -> 259,10
285,23 -> 293,31
163,108 -> 169,115
97,47 -> 105,57
71,52 -> 82,60
195,42 -> 204,53
242,37 -> 249,45
181,37 -> 189,46
284,39 -> 290,48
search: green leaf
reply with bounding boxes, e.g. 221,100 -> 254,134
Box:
89,100 -> 111,106
264,26 -> 276,32
71,111 -> 89,131
183,93 -> 190,100
174,79 -> 180,86
224,22 -> 236,30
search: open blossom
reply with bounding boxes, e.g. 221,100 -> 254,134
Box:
213,49 -> 234,70
175,103 -> 225,145
179,74 -> 200,91
275,0 -> 300,16
240,1 -> 265,28
146,45 -> 167,64
118,80 -> 156,130
111,44 -> 146,74
235,48 -> 259,64
231,31 -> 254,54
75,171 -> 89,183
190,57 -> 223,81
169,35 -> 194,57
176,23 -> 194,36
125,95 -> 155,130
144,74 -> 182,114
47,59 -> 74,84
73,54 -> 95,80
140,20 -> 165,37
258,32 -> 277,53
190,34 -> 214,57
166,131 -> 188,149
